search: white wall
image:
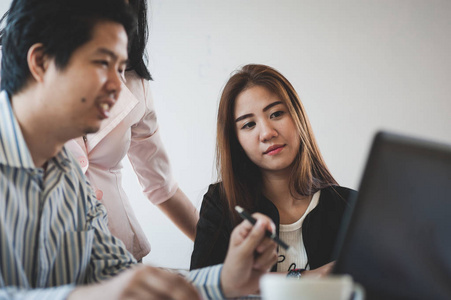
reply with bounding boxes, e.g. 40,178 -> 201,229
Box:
2,0 -> 451,270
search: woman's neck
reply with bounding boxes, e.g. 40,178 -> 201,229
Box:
262,171 -> 292,207
262,170 -> 312,224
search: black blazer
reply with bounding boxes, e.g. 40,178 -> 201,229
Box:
190,183 -> 357,271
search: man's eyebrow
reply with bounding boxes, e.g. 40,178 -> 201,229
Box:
95,48 -> 128,64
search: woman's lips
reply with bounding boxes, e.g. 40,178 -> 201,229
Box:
264,145 -> 285,155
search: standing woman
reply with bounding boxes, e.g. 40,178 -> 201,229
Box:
65,0 -> 199,261
191,64 -> 356,276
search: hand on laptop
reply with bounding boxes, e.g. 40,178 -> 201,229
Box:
68,264 -> 200,300
221,213 -> 278,298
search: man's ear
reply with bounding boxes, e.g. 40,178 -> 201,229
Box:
27,43 -> 51,83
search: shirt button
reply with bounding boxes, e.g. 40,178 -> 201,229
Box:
78,157 -> 88,168
95,190 -> 103,200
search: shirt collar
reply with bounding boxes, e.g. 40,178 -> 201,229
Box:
0,90 -> 71,172
52,147 -> 72,173
0,90 -> 35,169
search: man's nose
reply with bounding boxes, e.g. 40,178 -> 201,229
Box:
105,68 -> 122,99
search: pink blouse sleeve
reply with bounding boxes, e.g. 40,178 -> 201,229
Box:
126,75 -> 178,205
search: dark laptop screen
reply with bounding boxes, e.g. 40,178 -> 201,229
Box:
333,131 -> 451,300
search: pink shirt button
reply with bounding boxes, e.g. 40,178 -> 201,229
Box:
78,156 -> 88,168
95,190 -> 103,200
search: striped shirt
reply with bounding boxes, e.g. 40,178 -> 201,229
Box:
0,91 -> 223,299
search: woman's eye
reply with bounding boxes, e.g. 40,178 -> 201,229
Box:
241,121 -> 256,130
270,111 -> 284,118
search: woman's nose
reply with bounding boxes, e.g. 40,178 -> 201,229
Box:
260,121 -> 278,142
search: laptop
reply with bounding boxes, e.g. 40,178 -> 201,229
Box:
333,131 -> 451,300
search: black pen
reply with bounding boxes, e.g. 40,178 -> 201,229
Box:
235,205 -> 293,252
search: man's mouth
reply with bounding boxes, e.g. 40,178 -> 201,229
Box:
98,102 -> 112,119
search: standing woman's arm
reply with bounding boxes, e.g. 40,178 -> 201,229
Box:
126,72 -> 199,241
157,188 -> 199,240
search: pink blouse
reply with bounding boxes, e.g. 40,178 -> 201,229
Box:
65,72 -> 177,260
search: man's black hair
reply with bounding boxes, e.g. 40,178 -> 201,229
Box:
0,0 -> 135,95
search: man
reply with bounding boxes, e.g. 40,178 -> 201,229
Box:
0,0 -> 278,299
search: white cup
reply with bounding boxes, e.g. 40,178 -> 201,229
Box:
260,274 -> 364,300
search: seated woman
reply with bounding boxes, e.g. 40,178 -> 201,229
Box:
190,64 -> 357,277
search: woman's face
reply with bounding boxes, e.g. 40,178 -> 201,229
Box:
234,85 -> 301,176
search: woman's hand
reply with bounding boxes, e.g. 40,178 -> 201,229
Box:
302,261 -> 335,278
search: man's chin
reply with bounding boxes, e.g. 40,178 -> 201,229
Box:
83,126 -> 100,135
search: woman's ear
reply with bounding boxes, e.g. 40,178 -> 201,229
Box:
27,43 -> 50,83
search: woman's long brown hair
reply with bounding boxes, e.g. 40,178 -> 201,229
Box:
216,64 -> 337,225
